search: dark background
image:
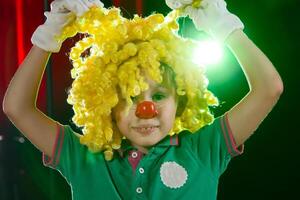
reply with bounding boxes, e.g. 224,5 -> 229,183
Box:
0,0 -> 299,199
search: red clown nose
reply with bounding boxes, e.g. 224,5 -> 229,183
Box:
135,101 -> 158,119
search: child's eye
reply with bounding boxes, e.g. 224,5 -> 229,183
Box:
152,93 -> 166,101
130,93 -> 166,103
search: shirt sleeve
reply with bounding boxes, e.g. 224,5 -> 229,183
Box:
187,112 -> 244,177
42,122 -> 85,181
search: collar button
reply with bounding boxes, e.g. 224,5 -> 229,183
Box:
131,151 -> 138,158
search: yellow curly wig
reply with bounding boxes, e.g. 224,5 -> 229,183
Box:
57,6 -> 219,161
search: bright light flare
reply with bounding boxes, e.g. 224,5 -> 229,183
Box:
192,40 -> 224,66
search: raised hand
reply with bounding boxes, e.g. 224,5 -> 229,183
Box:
31,0 -> 104,52
166,0 -> 244,43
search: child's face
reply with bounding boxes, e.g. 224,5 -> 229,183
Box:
112,75 -> 178,154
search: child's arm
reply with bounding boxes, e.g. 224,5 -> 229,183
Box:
224,29 -> 283,147
3,46 -> 58,158
166,0 -> 283,146
3,0 -> 104,157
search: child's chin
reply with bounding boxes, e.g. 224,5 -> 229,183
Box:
135,134 -> 165,146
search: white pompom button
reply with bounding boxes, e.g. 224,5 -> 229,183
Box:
160,161 -> 188,189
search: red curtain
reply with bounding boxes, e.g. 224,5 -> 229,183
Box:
0,0 -> 45,133
113,0 -> 143,16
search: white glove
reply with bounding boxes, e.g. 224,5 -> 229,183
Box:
31,0 -> 104,52
165,0 -> 193,10
166,0 -> 244,43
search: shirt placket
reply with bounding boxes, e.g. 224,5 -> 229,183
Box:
128,148 -> 159,199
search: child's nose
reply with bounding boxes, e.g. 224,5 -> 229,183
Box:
135,101 -> 158,119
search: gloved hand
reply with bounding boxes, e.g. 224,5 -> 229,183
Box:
31,0 -> 104,52
165,0 -> 194,10
166,0 -> 244,43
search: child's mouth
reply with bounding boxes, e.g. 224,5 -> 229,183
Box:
132,126 -> 159,134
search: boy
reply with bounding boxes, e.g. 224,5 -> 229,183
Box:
3,0 -> 283,199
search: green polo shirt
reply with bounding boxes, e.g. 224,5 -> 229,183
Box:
43,112 -> 244,200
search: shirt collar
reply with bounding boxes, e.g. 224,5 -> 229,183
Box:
116,134 -> 179,158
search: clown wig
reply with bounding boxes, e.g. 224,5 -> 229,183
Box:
56,6 -> 219,161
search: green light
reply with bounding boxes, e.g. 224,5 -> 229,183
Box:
192,40 -> 224,66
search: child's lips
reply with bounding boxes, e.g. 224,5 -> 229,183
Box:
132,126 -> 159,134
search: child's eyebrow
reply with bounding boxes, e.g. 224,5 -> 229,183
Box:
154,84 -> 167,90
153,84 -> 170,92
